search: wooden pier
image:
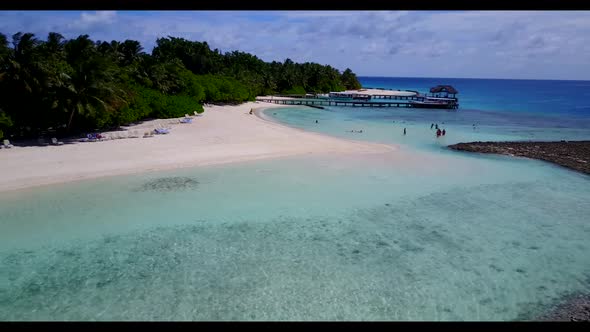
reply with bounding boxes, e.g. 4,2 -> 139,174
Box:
256,85 -> 459,109
257,98 -> 419,108
259,85 -> 460,110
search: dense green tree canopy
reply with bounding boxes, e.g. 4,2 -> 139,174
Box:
0,32 -> 362,139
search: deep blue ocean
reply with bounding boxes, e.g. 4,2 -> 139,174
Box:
358,77 -> 590,136
359,76 -> 590,118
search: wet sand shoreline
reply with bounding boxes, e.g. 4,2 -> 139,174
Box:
0,102 -> 394,193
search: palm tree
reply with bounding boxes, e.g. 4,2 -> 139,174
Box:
45,32 -> 65,54
9,33 -> 43,94
0,33 -> 52,135
120,40 -> 144,66
59,35 -> 125,131
0,33 -> 10,65
0,33 -> 11,93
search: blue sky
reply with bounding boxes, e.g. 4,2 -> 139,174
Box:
1,10 -> 590,80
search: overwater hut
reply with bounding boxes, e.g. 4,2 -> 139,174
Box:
429,85 -> 458,99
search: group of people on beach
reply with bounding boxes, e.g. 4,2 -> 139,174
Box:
315,118 -> 448,138
431,123 -> 446,137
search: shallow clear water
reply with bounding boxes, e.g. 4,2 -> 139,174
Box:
1,79 -> 590,321
265,105 -> 590,153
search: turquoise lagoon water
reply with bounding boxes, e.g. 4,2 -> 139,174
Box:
1,79 -> 590,321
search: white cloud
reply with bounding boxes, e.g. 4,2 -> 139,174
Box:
0,10 -> 589,80
70,11 -> 117,30
275,11 -> 361,18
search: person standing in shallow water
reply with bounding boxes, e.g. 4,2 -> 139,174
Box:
436,128 -> 441,137
315,120 -> 318,123
403,128 -> 406,135
431,123 -> 434,129
442,129 -> 446,136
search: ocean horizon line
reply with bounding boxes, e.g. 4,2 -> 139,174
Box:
357,75 -> 590,83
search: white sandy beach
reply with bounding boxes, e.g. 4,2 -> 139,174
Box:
0,102 -> 395,192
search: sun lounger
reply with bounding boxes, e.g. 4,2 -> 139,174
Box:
154,122 -> 170,130
51,137 -> 64,145
2,139 -> 14,148
154,128 -> 170,135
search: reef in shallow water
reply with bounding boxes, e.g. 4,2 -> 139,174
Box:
535,293 -> 590,321
448,141 -> 590,175
135,177 -> 200,192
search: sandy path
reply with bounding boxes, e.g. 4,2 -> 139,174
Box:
0,102 -> 395,192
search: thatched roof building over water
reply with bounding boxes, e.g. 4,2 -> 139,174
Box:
429,85 -> 458,98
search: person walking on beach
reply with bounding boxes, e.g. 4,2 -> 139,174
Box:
249,109 -> 253,115
442,129 -> 446,136
403,128 -> 406,135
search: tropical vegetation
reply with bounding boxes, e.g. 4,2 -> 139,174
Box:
0,32 -> 361,139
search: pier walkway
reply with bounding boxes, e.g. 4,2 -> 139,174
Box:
256,98 -> 418,108
258,86 -> 460,109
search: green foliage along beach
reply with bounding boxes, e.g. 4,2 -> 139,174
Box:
0,33 -> 361,139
